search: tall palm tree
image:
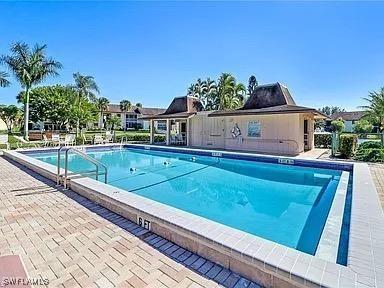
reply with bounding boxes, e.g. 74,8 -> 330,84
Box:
72,72 -> 99,135
217,73 -> 245,110
96,97 -> 110,129
120,99 -> 132,112
1,42 -> 62,140
0,71 -> 10,87
360,87 -> 384,132
203,77 -> 218,111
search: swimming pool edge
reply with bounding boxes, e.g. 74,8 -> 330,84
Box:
3,147 -> 374,288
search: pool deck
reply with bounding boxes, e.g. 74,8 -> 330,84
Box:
0,156 -> 260,288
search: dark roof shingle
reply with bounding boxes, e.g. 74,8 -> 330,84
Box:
330,111 -> 364,121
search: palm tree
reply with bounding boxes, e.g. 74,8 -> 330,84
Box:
0,71 -> 10,87
96,97 -> 109,129
106,115 -> 121,131
120,99 -> 131,112
203,77 -> 218,110
187,84 -> 196,97
247,75 -> 258,96
72,72 -> 99,135
360,87 -> 384,132
1,42 -> 62,140
217,73 -> 246,110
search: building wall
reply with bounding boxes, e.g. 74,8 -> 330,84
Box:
190,113 -> 313,155
344,120 -> 354,132
0,119 -> 7,131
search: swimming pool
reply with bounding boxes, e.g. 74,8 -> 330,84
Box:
29,146 -> 345,255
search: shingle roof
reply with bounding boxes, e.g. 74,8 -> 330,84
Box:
142,96 -> 204,119
330,111 -> 364,121
209,104 -> 326,118
210,83 -> 326,118
241,82 -> 296,110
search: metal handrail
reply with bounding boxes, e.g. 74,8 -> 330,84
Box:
57,146 -> 108,188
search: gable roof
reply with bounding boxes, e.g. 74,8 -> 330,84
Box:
330,111 -> 364,121
142,96 -> 204,119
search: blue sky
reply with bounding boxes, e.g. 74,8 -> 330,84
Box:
0,1 -> 383,110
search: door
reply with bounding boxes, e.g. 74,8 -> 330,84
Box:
205,117 -> 225,148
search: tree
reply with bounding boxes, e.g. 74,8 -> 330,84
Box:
72,72 -> 99,135
247,75 -> 258,96
120,99 -> 131,112
0,105 -> 20,133
0,71 -> 10,87
17,85 -> 77,129
106,115 -> 121,131
360,87 -> 384,132
96,97 -> 109,129
331,119 -> 345,132
217,73 -> 246,110
353,119 -> 373,133
319,106 -> 345,117
135,102 -> 142,107
1,42 -> 62,140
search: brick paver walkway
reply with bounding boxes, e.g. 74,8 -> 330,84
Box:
369,163 -> 384,209
0,157 -> 260,288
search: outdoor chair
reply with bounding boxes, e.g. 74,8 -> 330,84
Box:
51,134 -> 61,146
42,135 -> 52,147
105,131 -> 114,143
0,135 -> 10,150
64,134 -> 75,146
94,134 -> 104,145
82,134 -> 93,145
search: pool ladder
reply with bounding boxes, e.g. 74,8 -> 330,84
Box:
120,136 -> 128,149
56,146 -> 108,189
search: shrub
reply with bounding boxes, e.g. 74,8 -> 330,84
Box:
331,120 -> 345,133
354,119 -> 373,133
358,141 -> 382,149
115,133 -> 165,143
339,134 -> 357,158
314,133 -> 332,148
355,148 -> 384,162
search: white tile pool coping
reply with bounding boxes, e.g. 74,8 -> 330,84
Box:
2,145 -> 384,287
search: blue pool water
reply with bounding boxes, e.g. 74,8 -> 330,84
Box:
29,148 -> 343,255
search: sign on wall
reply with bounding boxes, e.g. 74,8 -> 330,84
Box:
248,121 -> 261,137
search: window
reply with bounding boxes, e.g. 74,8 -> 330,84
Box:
157,120 -> 167,131
248,121 -> 261,137
125,114 -> 138,128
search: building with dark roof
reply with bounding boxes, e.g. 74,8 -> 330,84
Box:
328,111 -> 365,132
99,104 -> 166,131
144,83 -> 326,155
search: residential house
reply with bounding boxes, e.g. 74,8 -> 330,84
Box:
328,111 -> 364,132
100,105 -> 166,131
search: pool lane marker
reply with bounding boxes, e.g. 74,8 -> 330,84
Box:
129,159 -> 221,193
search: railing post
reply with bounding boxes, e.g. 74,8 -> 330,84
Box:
64,149 -> 69,189
57,148 -> 61,185
95,165 -> 99,181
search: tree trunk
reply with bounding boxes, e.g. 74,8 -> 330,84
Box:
23,87 -> 30,141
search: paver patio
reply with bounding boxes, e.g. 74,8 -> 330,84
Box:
0,156 -> 260,288
369,163 -> 384,209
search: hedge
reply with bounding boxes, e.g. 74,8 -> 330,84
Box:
115,134 -> 165,143
354,141 -> 384,162
339,134 -> 358,158
314,133 -> 332,148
